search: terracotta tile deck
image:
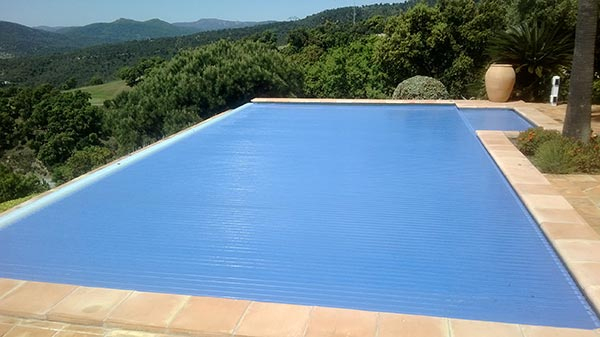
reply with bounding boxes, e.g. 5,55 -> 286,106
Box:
47,287 -> 131,326
546,174 -> 600,235
104,292 -> 188,333
304,307 -> 378,337
1,99 -> 600,337
168,296 -> 249,336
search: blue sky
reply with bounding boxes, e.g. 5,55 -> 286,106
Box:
0,0 -> 400,27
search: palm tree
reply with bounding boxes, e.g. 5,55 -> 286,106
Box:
486,22 -> 574,101
563,0 -> 599,142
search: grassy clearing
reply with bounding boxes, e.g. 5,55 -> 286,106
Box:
66,80 -> 132,106
0,194 -> 39,213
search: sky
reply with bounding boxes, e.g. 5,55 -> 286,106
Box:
0,0 -> 400,27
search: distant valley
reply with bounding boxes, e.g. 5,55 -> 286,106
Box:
0,18 -> 272,58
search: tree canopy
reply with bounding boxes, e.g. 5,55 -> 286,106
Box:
107,40 -> 303,152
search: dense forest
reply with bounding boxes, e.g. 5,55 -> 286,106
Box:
0,0 -> 597,205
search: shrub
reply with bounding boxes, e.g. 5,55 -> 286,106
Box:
517,128 -> 600,174
572,135 -> 600,173
392,76 -> 449,100
516,127 -> 562,156
89,76 -> 103,86
0,164 -> 48,203
53,146 -> 114,184
532,139 -> 577,174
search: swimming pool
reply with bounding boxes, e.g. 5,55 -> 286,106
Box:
0,103 -> 598,329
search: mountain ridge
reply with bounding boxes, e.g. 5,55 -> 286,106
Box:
2,18 -> 273,57
173,18 -> 274,31
0,21 -> 84,58
55,18 -> 199,44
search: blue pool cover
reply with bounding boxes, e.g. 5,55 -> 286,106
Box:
460,108 -> 533,131
0,103 -> 598,329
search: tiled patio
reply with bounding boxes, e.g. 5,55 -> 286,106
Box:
1,99 -> 600,337
546,175 -> 600,235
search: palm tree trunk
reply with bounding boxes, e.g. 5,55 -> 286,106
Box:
563,0 -> 599,142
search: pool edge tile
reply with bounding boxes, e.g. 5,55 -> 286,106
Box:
449,318 -> 523,337
168,296 -> 250,337
520,194 -> 575,211
233,301 -> 312,337
540,222 -> 600,241
378,313 -> 449,337
0,281 -> 76,320
46,286 -> 132,326
555,240 -> 600,263
0,280 -> 24,301
521,325 -> 599,337
304,306 -> 378,337
2,325 -> 57,337
104,291 -> 189,333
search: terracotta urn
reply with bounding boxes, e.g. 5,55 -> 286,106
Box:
485,64 -> 516,102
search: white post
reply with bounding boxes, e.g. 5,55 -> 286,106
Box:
550,76 -> 560,106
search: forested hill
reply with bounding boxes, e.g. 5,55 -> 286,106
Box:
172,18 -> 274,32
0,21 -> 83,58
52,18 -> 273,45
3,18 -> 274,58
0,2 -> 415,87
55,18 -> 197,44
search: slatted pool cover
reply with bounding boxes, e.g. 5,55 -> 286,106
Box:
0,103 -> 598,329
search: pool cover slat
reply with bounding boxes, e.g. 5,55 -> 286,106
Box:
0,103 -> 598,329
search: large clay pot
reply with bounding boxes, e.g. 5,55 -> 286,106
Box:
485,64 -> 516,102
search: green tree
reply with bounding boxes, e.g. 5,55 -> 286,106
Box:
375,4 -> 449,83
109,40 -> 303,152
0,110 -> 16,153
61,77 -> 77,90
25,90 -> 104,166
89,75 -> 104,86
53,146 -> 114,183
304,38 -> 388,98
287,28 -> 311,52
506,0 -> 578,30
0,164 -> 47,203
374,0 -> 507,97
563,0 -> 599,141
117,57 -> 165,87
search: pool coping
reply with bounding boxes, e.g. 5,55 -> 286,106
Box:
0,99 -> 599,337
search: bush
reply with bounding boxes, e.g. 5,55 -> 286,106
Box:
110,40 -> 303,152
516,127 -> 562,156
0,164 -> 48,203
392,76 -> 449,100
89,76 -> 103,86
53,146 -> 114,184
532,139 -> 577,174
517,128 -> 600,174
572,135 -> 600,173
